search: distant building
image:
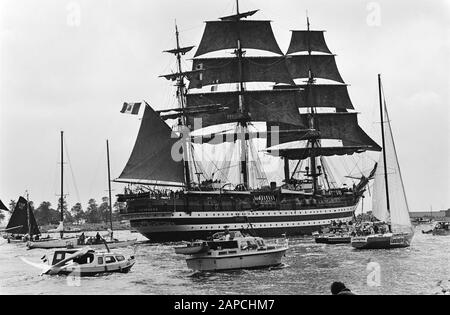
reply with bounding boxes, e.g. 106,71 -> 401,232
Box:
410,209 -> 450,221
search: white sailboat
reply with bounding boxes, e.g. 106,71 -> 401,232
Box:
351,75 -> 414,249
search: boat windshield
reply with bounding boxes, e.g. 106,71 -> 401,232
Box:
73,253 -> 95,265
207,241 -> 238,250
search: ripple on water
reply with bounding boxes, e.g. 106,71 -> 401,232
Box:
1,228 -> 449,295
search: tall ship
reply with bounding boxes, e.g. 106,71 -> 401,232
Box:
116,2 -> 381,242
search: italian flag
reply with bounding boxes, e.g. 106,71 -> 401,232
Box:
121,102 -> 142,115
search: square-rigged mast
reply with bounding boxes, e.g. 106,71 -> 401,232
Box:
118,2 -> 381,192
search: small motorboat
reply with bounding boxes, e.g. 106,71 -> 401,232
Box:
423,222 -> 450,236
42,247 -> 136,276
174,241 -> 209,255
314,226 -> 352,244
315,234 -> 352,245
175,230 -> 289,272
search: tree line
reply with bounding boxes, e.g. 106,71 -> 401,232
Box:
0,197 -> 124,226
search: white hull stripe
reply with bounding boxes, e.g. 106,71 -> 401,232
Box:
125,206 -> 356,220
133,216 -> 354,233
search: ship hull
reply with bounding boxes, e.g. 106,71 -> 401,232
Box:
125,205 -> 357,242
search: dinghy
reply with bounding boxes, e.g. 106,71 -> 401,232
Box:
3,196 -> 41,243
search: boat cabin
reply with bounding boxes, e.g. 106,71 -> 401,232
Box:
50,249 -> 127,266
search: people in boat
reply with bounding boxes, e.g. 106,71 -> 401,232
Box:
78,233 -> 86,245
95,232 -> 103,244
331,282 -> 356,295
224,227 -> 231,241
373,225 -> 379,234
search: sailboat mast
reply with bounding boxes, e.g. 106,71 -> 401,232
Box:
60,130 -> 64,239
235,0 -> 249,188
174,23 -> 192,189
26,191 -> 31,237
378,74 -> 391,213
106,140 -> 113,235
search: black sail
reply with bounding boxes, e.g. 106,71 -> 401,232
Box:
190,57 -> 294,88
6,197 -> 40,235
186,89 -> 305,129
118,105 -> 185,185
287,31 -> 331,54
267,113 -> 381,155
286,55 -> 345,83
297,84 -> 354,109
195,20 -> 283,57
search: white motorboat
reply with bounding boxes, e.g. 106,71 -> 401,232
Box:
175,231 -> 289,272
42,247 -> 136,276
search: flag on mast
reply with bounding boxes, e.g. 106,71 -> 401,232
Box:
121,102 -> 142,115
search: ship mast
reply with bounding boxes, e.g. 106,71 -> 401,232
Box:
174,23 -> 192,189
26,191 -> 31,238
378,74 -> 391,214
305,15 -> 321,195
235,0 -> 250,189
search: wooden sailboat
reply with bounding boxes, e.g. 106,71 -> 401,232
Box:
2,195 -> 41,243
351,75 -> 414,249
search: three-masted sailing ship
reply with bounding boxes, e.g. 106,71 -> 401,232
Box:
116,3 -> 381,242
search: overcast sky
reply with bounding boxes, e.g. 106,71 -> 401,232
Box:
1,0 -> 449,213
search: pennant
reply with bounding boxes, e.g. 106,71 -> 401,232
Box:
121,102 -> 142,115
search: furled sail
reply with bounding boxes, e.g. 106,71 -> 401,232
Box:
186,89 -> 305,129
6,196 -> 40,235
220,10 -> 259,21
195,20 -> 283,57
118,105 -> 185,185
287,30 -> 331,54
266,113 -> 381,155
286,55 -> 345,83
189,57 -> 294,88
372,103 -> 412,233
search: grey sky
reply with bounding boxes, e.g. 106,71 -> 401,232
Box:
1,0 -> 449,212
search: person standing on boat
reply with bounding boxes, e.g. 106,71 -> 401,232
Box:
95,232 -> 102,244
78,233 -> 86,245
224,227 -> 231,241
